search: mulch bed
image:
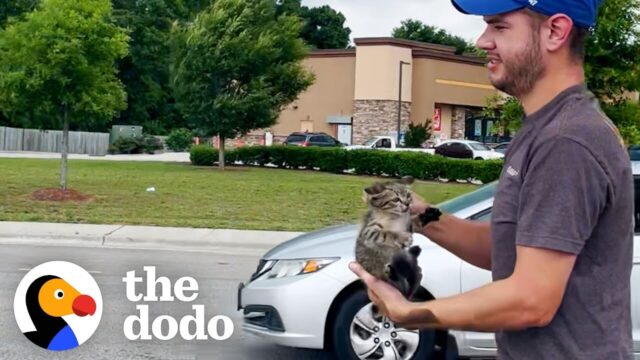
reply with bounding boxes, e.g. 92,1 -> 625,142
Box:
31,188 -> 93,202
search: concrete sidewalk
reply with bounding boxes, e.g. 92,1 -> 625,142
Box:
0,221 -> 304,256
0,151 -> 191,162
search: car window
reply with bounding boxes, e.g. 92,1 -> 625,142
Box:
286,135 -> 306,143
471,208 -> 492,222
323,136 -> 336,144
310,135 -> 326,143
629,145 -> 640,161
469,143 -> 491,151
436,181 -> 498,214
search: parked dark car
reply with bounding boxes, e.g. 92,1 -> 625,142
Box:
283,132 -> 343,147
629,145 -> 640,161
491,142 -> 510,154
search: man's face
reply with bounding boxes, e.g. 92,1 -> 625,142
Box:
476,10 -> 546,97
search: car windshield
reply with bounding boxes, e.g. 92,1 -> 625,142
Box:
363,138 -> 379,146
468,142 -> 491,151
436,181 -> 498,214
287,135 -> 306,143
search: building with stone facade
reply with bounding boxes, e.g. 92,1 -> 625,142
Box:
235,37 -> 503,147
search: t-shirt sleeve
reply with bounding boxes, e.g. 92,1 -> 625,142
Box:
516,136 -> 610,254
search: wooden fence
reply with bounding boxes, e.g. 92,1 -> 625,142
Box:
0,126 -> 110,156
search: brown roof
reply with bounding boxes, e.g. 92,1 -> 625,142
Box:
307,37 -> 487,66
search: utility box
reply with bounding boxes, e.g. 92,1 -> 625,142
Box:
110,125 -> 143,145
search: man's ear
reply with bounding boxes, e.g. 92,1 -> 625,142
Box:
365,183 -> 386,195
543,14 -> 573,53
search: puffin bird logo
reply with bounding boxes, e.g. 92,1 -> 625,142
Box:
14,261 -> 102,352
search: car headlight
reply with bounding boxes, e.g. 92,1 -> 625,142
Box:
263,258 -> 339,279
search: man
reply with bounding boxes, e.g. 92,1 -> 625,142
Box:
349,0 -> 634,358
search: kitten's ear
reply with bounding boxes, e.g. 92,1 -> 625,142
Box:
398,176 -> 414,185
364,183 -> 386,195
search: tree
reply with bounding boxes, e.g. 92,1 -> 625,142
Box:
483,0 -> 640,144
111,0 -> 213,135
404,121 -> 432,148
0,0 -> 128,190
482,94 -> 524,138
392,19 -> 476,55
585,0 -> 640,102
171,0 -> 314,169
276,0 -> 351,49
0,0 -> 38,28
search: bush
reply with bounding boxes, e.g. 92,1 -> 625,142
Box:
404,122 -> 431,148
109,137 -> 142,154
165,128 -> 194,152
141,134 -> 164,154
190,145 -> 218,166
109,135 -> 164,154
188,145 -> 503,183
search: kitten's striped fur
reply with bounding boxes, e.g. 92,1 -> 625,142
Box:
355,176 -> 423,299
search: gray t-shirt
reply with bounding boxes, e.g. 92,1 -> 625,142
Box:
491,84 -> 634,359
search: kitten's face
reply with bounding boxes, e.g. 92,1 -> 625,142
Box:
364,177 -> 414,214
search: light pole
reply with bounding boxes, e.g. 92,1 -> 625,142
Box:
397,60 -> 411,145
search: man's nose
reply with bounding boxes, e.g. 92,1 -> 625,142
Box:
475,28 -> 494,51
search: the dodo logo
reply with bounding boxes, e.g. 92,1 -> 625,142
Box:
13,261 -> 102,351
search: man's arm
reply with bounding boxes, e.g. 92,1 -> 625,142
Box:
412,196 -> 492,270
350,245 -> 576,332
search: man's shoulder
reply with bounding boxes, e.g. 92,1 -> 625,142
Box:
538,92 -> 625,155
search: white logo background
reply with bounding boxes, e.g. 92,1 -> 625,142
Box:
14,261 -> 103,346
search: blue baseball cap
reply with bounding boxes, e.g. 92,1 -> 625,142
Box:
451,0 -> 603,29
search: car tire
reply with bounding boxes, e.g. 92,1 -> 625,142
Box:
332,290 -> 437,360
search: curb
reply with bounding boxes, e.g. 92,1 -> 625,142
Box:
0,221 -> 304,254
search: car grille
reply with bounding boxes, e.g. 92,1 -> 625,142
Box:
243,305 -> 285,332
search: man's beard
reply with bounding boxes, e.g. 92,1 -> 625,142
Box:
491,35 -> 545,97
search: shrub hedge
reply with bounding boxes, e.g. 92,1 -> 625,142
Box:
189,145 -> 503,183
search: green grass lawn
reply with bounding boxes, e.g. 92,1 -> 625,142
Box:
0,158 -> 478,231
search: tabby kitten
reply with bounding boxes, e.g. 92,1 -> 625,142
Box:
355,176 -> 441,301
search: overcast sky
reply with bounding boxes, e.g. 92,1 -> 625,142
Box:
301,0 -> 488,45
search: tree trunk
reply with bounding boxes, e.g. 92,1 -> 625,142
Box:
218,135 -> 225,170
59,107 -> 69,190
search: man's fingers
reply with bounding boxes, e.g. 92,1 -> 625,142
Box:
349,262 -> 379,286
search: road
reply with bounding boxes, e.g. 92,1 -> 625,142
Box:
0,243 -> 333,360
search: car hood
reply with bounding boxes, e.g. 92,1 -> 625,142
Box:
345,145 -> 369,150
263,223 -> 438,260
476,150 -> 504,159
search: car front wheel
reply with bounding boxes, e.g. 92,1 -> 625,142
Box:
332,290 -> 436,360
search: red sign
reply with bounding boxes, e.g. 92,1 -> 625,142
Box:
433,107 -> 442,131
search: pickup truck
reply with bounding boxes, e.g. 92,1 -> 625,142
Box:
345,136 -> 435,154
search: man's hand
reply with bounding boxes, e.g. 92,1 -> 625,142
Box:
409,191 -> 430,216
348,262 -> 414,325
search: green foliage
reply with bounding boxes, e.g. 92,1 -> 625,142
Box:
0,0 -> 128,129
171,0 -> 315,167
276,0 -> 351,49
403,122 -> 432,148
482,95 -> 524,135
189,144 -> 219,166
392,19 -> 476,55
0,0 -> 38,29
108,134 -> 164,154
0,0 -> 129,189
190,145 -> 503,184
585,0 -> 640,101
111,0 -> 206,135
601,100 -> 640,145
165,128 -> 194,151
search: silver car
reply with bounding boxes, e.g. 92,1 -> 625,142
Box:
238,171 -> 640,359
